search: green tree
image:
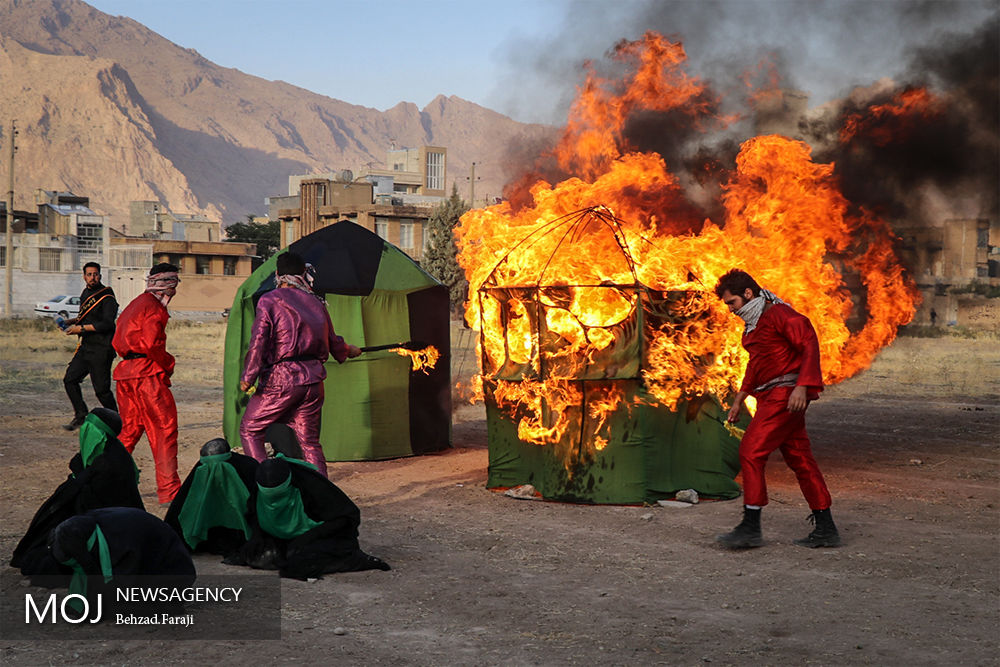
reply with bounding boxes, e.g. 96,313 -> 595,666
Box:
224,214 -> 281,259
423,185 -> 469,315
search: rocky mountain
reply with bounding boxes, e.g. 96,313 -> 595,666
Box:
0,0 -> 554,227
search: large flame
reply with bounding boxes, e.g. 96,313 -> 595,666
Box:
456,32 -> 919,448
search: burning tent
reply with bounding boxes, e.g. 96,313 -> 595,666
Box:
477,207 -> 742,504
456,33 -> 919,505
222,221 -> 451,461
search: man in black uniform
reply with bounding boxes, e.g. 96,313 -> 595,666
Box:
62,262 -> 118,430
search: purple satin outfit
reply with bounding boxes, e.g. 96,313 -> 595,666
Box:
239,287 -> 350,477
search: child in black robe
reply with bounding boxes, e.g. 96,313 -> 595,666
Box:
235,457 -> 390,579
49,508 -> 195,611
164,438 -> 259,557
11,408 -> 143,580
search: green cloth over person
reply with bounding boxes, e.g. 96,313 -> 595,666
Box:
256,473 -> 322,540
176,452 -> 252,549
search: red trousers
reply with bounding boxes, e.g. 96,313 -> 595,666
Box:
239,381 -> 328,478
739,385 -> 832,509
117,373 -> 181,503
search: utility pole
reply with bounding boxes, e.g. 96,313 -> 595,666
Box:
4,119 -> 16,318
467,162 -> 481,207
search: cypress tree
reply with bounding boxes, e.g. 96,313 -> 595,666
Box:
423,185 -> 470,316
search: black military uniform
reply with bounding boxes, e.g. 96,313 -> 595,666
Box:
63,282 -> 118,428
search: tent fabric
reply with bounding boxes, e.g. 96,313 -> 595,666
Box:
484,380 -> 741,504
224,222 -> 451,462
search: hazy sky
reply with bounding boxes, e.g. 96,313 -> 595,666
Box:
86,0 -> 997,125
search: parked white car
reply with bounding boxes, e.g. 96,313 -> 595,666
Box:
35,295 -> 81,319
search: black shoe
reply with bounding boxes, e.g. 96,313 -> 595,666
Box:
62,415 -> 87,431
793,509 -> 842,548
716,507 -> 763,549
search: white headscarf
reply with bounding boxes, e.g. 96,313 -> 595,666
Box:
735,288 -> 785,335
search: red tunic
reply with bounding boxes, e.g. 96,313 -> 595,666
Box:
740,303 -> 823,399
736,302 -> 831,509
110,292 -> 180,503
112,292 -> 175,381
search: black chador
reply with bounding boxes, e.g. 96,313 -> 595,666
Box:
49,508 -> 195,609
164,438 -> 259,556
234,457 -> 390,580
11,409 -> 143,580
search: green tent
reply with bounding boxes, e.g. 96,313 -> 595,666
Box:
486,382 -> 742,504
223,221 -> 452,461
476,207 -> 741,503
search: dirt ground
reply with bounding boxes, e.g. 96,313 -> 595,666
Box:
1,324 -> 997,665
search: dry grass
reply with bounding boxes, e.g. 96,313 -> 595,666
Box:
827,334 -> 1000,400
0,319 -> 996,401
167,320 -> 228,387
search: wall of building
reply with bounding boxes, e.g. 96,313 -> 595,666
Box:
0,268 -> 83,316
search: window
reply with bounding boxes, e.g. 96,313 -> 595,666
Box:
39,248 -> 61,272
0,246 -> 5,267
426,151 -> 444,190
399,221 -> 414,250
223,257 -> 237,276
196,256 -> 211,275
375,219 -> 389,241
77,222 -> 103,254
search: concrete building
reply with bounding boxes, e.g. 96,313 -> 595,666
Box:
272,145 -> 449,260
896,218 -> 999,328
129,201 -> 222,242
1,193 -> 111,316
109,233 -> 255,313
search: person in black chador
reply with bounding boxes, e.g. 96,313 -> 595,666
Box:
234,456 -> 391,580
49,508 -> 195,610
62,262 -> 119,431
10,408 -> 143,580
164,438 -> 259,557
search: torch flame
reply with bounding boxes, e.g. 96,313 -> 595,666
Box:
394,346 -> 441,375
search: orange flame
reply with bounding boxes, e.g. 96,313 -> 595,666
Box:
457,33 -> 919,449
840,88 -> 941,146
394,346 -> 441,374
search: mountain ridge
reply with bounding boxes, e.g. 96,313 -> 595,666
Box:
0,0 -> 554,227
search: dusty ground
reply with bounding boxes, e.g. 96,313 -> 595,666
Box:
1,322 -> 998,665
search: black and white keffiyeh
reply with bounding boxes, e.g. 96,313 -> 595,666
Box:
735,288 -> 785,335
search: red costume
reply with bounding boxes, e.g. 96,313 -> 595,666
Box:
737,303 -> 831,510
112,292 -> 180,503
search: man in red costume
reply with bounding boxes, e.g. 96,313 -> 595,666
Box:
112,263 -> 182,504
714,269 -> 840,549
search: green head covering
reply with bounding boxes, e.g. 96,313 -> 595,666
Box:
274,451 -> 318,471
78,413 -> 116,468
176,452 -> 252,549
255,461 -> 322,540
55,521 -> 113,613
76,412 -> 140,483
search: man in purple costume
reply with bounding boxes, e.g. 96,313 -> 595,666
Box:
239,252 -> 361,477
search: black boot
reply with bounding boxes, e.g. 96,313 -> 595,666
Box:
62,414 -> 87,431
716,507 -> 763,549
793,508 -> 841,548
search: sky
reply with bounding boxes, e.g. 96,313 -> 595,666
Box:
85,0 -> 997,125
